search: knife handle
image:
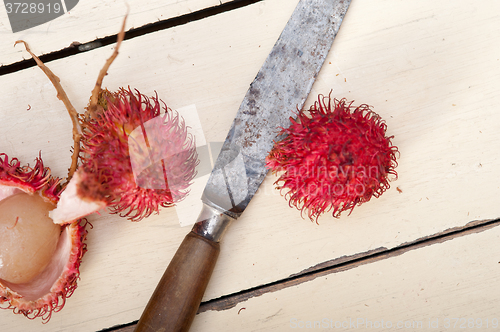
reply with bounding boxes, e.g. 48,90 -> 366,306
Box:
134,231 -> 220,332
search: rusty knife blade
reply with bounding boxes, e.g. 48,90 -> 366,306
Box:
200,0 -> 352,223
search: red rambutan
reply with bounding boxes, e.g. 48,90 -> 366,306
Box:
0,154 -> 89,322
47,15 -> 198,224
76,88 -> 198,221
266,94 -> 399,221
50,88 -> 198,223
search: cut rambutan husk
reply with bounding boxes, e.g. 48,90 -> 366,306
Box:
51,88 -> 198,223
0,153 -> 89,323
266,95 -> 399,221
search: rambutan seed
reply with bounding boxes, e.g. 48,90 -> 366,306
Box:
266,95 -> 399,221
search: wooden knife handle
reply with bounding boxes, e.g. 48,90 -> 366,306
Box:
134,231 -> 220,332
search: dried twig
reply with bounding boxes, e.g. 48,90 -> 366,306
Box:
14,8 -> 128,186
87,12 -> 128,119
14,40 -> 81,184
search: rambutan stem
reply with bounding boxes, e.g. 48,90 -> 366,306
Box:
14,40 -> 82,185
87,11 -> 128,119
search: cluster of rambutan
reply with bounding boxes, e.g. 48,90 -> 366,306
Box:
1,22 -> 198,321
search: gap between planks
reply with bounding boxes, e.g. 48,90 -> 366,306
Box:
102,217 -> 500,332
0,0 -> 263,76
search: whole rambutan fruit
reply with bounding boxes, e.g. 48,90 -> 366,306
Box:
266,95 -> 399,221
50,88 -> 198,223
0,154 -> 89,322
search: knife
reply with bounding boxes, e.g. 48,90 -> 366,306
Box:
134,0 -> 351,331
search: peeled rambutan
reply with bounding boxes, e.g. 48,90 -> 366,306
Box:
51,88 -> 198,223
266,95 -> 399,221
0,154 -> 88,322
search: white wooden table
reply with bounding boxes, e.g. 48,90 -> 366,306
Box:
1,0 -> 500,331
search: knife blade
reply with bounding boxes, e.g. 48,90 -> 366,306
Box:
134,0 -> 351,331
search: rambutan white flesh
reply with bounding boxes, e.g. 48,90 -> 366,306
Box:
49,170 -> 106,225
0,154 -> 88,322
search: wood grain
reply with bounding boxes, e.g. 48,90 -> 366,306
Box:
0,0 -> 232,66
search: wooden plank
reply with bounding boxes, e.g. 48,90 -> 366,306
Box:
0,0 -> 234,67
196,219 -> 500,315
188,222 -> 500,331
1,0 -> 500,331
110,220 -> 500,331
